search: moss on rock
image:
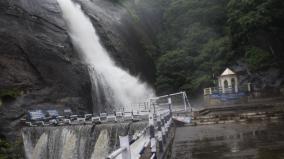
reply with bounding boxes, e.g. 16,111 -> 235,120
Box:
0,88 -> 22,103
0,138 -> 24,159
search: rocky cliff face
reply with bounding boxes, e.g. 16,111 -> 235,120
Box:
0,0 -> 161,139
0,0 -> 92,139
75,0 -> 161,83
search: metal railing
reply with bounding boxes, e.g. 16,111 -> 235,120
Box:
106,110 -> 172,159
23,91 -> 190,159
23,111 -> 150,127
203,83 -> 262,96
106,92 -> 180,159
107,136 -> 131,159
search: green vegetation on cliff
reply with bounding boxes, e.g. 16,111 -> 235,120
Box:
0,88 -> 21,105
150,0 -> 284,95
0,138 -> 23,159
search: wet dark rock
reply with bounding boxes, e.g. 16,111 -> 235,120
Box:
75,0 -> 159,84
0,0 -> 161,141
0,0 -> 96,139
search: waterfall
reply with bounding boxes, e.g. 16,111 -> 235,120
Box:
90,129 -> 109,159
60,129 -> 78,159
56,0 -> 154,111
22,122 -> 148,159
31,133 -> 48,159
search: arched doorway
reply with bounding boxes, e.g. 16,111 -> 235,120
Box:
224,80 -> 228,93
231,78 -> 236,93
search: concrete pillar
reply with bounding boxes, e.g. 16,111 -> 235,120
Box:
149,111 -> 156,157
221,78 -> 225,94
157,114 -> 163,152
218,77 -> 222,89
248,83 -> 251,92
235,77 -> 239,93
161,117 -> 166,144
168,98 -> 172,117
119,136 -> 131,159
164,114 -> 169,136
182,92 -> 187,111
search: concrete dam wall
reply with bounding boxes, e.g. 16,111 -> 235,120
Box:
22,122 -> 147,159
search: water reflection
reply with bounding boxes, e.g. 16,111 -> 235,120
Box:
172,120 -> 284,159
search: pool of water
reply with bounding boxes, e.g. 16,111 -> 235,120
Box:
172,120 -> 284,159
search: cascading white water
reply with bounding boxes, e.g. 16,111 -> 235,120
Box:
57,0 -> 154,111
31,133 -> 48,159
60,129 -> 78,159
22,122 -> 148,159
90,129 -> 109,159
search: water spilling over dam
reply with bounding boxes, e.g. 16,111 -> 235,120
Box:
56,0 -> 154,112
22,122 -> 148,159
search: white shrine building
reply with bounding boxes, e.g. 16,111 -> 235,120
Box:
204,68 -> 239,95
218,68 -> 238,93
